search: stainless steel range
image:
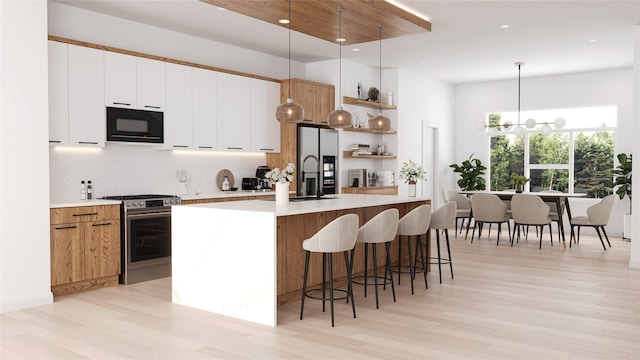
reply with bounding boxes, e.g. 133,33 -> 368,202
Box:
101,194 -> 181,284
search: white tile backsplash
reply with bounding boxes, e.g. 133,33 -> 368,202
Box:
50,143 -> 267,202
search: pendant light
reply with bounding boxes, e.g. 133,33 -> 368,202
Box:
369,24 -> 391,132
327,7 -> 353,128
275,0 -> 304,123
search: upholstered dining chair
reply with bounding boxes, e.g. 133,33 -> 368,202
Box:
443,189 -> 471,237
470,193 -> 511,245
541,190 -> 566,242
300,213 -> 359,327
569,194 -> 615,251
510,194 -> 553,249
352,208 -> 399,309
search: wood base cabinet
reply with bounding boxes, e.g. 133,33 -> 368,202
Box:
50,205 -> 120,296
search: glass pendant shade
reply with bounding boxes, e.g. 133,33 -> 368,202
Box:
276,98 -> 305,123
369,113 -> 391,132
327,107 -> 353,128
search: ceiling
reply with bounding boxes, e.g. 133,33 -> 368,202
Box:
52,0 -> 640,84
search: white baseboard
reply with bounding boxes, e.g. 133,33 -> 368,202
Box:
1,292 -> 53,313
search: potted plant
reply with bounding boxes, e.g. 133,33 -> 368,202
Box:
613,153 -> 632,239
449,154 -> 486,191
510,173 -> 530,193
399,159 -> 427,197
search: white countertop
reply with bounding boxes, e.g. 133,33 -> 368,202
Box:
180,194 -> 431,216
50,199 -> 123,208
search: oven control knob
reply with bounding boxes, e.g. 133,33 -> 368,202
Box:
126,202 -> 133,207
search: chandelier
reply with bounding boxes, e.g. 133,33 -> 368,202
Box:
485,62 -> 565,137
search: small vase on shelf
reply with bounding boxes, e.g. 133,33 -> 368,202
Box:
275,182 -> 289,205
408,182 -> 417,197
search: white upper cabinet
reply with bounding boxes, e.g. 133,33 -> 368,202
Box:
104,52 -> 136,108
192,68 -> 217,150
137,58 -> 165,111
48,41 -> 69,145
67,44 -> 105,147
104,53 -> 165,111
250,79 -> 280,152
164,63 -> 193,149
216,72 -> 250,151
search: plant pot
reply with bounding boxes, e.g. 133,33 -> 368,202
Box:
623,213 -> 632,240
408,182 -> 417,197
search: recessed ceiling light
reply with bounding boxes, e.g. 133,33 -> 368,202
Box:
217,7 -> 227,11
278,19 -> 290,24
419,61 -> 425,64
336,38 -> 346,42
589,39 -> 597,43
352,48 -> 360,52
500,24 -> 510,29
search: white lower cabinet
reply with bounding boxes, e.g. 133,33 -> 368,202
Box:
192,68 -> 217,150
216,72 -> 251,151
67,44 -> 105,147
250,79 -> 280,152
164,63 -> 193,149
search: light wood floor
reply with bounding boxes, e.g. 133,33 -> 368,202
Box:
2,232 -> 639,359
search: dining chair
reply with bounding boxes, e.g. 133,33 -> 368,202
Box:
443,189 -> 471,237
470,193 -> 511,245
510,194 -> 553,249
541,190 -> 565,242
569,194 -> 615,251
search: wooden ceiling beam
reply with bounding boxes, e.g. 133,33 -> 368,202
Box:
200,0 -> 431,46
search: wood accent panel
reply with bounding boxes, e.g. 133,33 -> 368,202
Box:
51,275 -> 119,297
276,199 -> 430,306
343,96 -> 397,110
341,186 -> 398,195
201,0 -> 431,46
48,36 -> 280,84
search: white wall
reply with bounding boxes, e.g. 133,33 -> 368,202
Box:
455,69 -> 635,238
1,0 -> 53,312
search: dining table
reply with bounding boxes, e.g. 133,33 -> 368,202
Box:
459,191 -> 587,248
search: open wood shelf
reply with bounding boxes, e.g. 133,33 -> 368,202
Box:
343,96 -> 397,110
343,127 -> 396,134
343,150 -> 396,159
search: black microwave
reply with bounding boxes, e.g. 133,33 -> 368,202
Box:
106,107 -> 164,144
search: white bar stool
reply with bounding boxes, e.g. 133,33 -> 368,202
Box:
427,202 -> 456,283
300,213 -> 359,327
351,208 -> 399,309
395,204 -> 431,294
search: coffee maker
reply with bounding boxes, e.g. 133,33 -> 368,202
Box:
255,165 -> 271,190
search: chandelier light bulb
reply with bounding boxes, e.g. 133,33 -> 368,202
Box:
488,127 -> 499,137
541,124 -> 552,135
525,118 -> 536,129
503,120 -> 512,129
514,126 -> 525,136
554,117 -> 566,128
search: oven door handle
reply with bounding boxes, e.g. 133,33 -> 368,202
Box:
127,211 -> 172,220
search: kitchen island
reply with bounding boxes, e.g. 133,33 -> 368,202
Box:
172,194 -> 430,327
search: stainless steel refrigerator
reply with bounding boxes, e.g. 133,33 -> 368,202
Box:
297,125 -> 339,197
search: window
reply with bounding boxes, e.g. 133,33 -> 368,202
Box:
488,106 -> 616,198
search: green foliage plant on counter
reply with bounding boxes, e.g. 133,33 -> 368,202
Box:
510,173 -> 530,192
613,153 -> 632,214
449,154 -> 487,191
